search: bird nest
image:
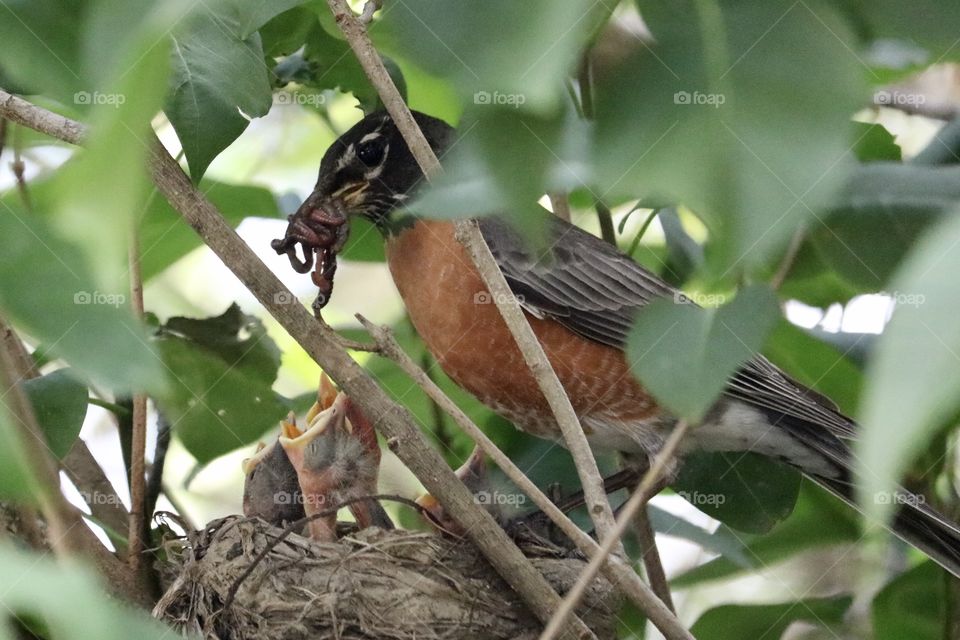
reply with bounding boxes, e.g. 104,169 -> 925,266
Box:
154,517 -> 621,639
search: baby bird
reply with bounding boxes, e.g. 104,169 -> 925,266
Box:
280,380 -> 392,542
242,413 -> 306,527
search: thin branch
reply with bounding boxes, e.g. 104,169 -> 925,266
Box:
540,421 -> 691,640
357,316 -> 692,640
770,226 -> 805,291
0,87 -> 595,640
595,199 -> 617,246
633,507 -> 675,612
327,0 -> 623,586
127,229 -> 148,574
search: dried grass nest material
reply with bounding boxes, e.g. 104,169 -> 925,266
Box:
154,516 -> 621,639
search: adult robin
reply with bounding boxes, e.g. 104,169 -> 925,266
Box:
283,109 -> 960,575
278,379 -> 393,542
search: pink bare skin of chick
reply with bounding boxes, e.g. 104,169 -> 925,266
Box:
280,391 -> 391,542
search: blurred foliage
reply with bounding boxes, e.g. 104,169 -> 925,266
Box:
1,0 -> 960,637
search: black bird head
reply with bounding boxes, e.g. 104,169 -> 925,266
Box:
302,110 -> 453,231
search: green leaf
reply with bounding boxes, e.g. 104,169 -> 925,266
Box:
856,2 -> 960,63
22,369 -> 88,459
690,595 -> 852,639
672,452 -> 801,534
810,164 -> 960,289
854,123 -> 902,162
54,5 -> 173,291
0,200 -> 164,394
0,1 -> 86,104
2,175 -> 281,282
302,24 -> 378,110
382,0 -> 604,112
626,285 -> 780,422
235,0 -> 307,38
0,545 -> 183,640
673,481 -> 860,586
872,561 -> 946,640
154,305 -> 284,462
595,0 -> 867,275
0,398 -> 41,504
141,179 -> 281,279
857,210 -> 960,522
167,3 -> 273,179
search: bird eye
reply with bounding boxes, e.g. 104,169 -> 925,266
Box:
356,139 -> 384,166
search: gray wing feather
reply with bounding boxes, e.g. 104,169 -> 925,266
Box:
477,216 -> 856,441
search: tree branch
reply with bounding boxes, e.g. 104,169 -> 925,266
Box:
540,421 -> 691,640
0,88 -> 594,640
325,0 -> 622,559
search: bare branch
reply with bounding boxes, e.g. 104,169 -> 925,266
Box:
633,507 -> 675,613
127,228 -> 149,576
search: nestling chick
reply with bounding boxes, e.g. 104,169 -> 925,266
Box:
280,386 -> 392,542
242,412 -> 306,527
416,445 -> 502,537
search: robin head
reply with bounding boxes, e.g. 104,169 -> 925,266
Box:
297,110 -> 453,231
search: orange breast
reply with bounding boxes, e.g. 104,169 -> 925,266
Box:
385,219 -> 658,441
